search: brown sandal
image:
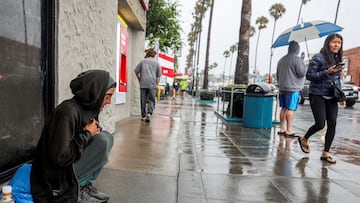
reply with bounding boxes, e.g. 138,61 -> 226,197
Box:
285,133 -> 300,138
320,156 -> 336,164
277,131 -> 285,135
298,137 -> 310,153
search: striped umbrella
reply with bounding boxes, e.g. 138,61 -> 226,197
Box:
272,20 -> 343,48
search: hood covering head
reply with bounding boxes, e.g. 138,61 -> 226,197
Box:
70,70 -> 115,113
288,41 -> 300,55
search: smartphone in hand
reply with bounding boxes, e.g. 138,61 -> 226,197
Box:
335,62 -> 345,71
336,62 -> 345,67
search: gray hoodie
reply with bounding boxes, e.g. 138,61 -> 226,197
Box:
276,41 -> 306,92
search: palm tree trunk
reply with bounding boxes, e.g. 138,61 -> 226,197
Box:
254,30 -> 261,74
334,0 -> 341,24
229,53 -> 234,85
191,43 -> 197,92
203,0 -> 215,90
222,58 -> 227,84
195,0 -> 206,91
234,0 -> 251,84
268,20 -> 277,83
296,0 -> 303,24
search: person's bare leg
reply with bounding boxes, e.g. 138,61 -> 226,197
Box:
285,110 -> 295,134
279,108 -> 287,133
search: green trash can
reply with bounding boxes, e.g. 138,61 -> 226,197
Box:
243,83 -> 273,128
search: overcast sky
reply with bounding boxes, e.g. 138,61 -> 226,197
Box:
177,0 -> 360,77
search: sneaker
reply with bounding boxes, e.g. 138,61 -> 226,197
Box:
78,187 -> 107,203
81,183 -> 110,202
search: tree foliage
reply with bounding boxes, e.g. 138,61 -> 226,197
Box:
297,0 -> 311,24
146,0 -> 182,53
256,16 -> 269,30
254,16 -> 268,73
269,3 -> 286,21
268,3 -> 286,80
185,0 -> 211,73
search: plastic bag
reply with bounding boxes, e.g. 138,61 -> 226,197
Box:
8,164 -> 34,203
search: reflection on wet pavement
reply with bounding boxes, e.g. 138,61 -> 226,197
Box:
98,96 -> 360,202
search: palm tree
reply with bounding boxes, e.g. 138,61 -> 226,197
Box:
186,29 -> 197,72
194,0 -> 208,91
234,0 -> 251,84
334,0 -> 341,24
254,16 -> 269,75
185,0 -> 210,92
203,0 -> 215,90
187,27 -> 198,91
297,0 -> 310,24
222,50 -> 230,84
228,43 -> 238,84
209,62 -> 218,70
249,26 -> 256,73
268,3 -> 286,83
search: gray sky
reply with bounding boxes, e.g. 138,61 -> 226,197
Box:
177,0 -> 360,77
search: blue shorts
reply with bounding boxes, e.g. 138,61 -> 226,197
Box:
279,91 -> 300,111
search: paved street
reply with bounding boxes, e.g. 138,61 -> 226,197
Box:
96,95 -> 360,202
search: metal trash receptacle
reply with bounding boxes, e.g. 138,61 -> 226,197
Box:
243,83 -> 273,128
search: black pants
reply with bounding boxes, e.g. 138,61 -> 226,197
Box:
304,95 -> 338,152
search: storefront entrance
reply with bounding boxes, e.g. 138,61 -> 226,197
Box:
0,0 -> 54,182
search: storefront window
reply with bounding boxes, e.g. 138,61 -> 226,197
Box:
0,0 -> 44,180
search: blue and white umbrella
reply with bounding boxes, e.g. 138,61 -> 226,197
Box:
272,20 -> 343,48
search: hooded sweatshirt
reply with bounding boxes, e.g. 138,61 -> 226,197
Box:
276,41 -> 306,93
31,70 -> 114,203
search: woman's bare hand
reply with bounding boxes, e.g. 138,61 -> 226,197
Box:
83,119 -> 100,136
327,65 -> 342,74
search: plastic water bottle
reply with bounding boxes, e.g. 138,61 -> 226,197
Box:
0,185 -> 14,203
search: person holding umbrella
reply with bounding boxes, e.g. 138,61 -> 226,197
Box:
297,33 -> 344,164
276,41 -> 306,137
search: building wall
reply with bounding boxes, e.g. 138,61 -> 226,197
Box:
56,0 -> 146,133
343,47 -> 360,86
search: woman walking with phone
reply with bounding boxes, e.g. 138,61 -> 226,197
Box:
298,33 -> 344,164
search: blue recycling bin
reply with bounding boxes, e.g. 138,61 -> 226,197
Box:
243,83 -> 273,128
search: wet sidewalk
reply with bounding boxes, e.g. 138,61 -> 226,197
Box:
96,95 -> 360,202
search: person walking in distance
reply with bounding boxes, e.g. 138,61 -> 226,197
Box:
31,70 -> 116,202
134,48 -> 162,122
179,79 -> 188,99
172,79 -> 179,99
276,41 -> 306,137
298,34 -> 344,164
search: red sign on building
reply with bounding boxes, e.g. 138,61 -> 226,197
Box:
118,22 -> 128,93
158,53 -> 174,78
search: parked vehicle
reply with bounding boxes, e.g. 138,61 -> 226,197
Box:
300,80 -> 358,107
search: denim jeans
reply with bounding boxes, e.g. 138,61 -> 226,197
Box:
74,131 -> 113,187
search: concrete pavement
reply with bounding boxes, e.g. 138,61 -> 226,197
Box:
96,95 -> 360,202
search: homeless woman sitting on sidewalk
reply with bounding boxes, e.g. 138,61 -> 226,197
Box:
30,70 -> 116,203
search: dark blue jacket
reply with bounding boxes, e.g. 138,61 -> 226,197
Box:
306,53 -> 341,96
